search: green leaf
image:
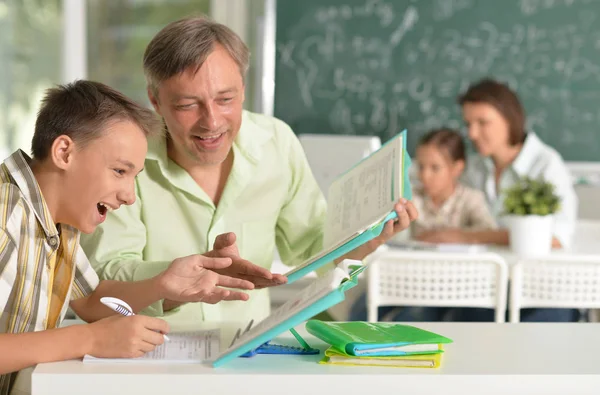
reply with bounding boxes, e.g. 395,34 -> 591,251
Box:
502,175 -> 561,216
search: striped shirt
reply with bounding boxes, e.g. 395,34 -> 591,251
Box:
0,150 -> 99,395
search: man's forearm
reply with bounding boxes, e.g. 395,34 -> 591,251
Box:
0,325 -> 91,375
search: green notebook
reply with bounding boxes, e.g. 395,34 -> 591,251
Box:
305,320 -> 453,356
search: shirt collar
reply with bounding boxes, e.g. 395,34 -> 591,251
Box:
511,132 -> 542,176
145,110 -> 273,208
480,132 -> 541,177
2,150 -> 59,238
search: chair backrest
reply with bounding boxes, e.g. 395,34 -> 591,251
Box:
298,134 -> 381,197
574,185 -> 600,220
510,255 -> 600,322
367,248 -> 509,323
572,219 -> 600,253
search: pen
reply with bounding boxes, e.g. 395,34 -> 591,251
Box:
100,297 -> 170,341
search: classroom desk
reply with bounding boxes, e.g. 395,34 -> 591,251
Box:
32,322 -> 600,395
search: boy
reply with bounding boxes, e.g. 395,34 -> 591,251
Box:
0,80 -> 257,394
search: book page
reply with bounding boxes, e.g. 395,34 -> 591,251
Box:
217,268 -> 348,359
283,230 -> 361,277
324,134 -> 403,247
83,329 -> 220,363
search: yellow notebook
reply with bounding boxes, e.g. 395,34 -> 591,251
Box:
320,347 -> 442,368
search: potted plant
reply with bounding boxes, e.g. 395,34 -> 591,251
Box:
502,176 -> 561,256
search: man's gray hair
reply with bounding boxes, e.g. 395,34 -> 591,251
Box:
143,15 -> 250,95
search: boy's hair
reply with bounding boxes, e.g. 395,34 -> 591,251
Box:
418,127 -> 466,163
457,78 -> 526,146
31,80 -> 162,160
143,15 -> 250,97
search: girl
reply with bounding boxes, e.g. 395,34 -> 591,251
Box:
412,128 -> 496,240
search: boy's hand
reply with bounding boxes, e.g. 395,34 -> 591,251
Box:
87,315 -> 169,358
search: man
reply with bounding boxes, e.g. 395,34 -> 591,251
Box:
81,16 -> 417,327
0,80 -> 256,395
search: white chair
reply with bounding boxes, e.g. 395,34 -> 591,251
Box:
510,255 -> 600,322
298,134 -> 381,197
572,219 -> 600,254
367,249 -> 509,323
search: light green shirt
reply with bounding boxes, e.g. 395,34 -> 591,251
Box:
81,111 -> 327,327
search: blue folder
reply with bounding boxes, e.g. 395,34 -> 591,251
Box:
285,130 -> 412,285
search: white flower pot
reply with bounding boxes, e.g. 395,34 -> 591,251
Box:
504,215 -> 554,257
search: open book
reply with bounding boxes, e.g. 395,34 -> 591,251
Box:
212,260 -> 366,367
285,130 -> 411,284
83,329 -> 220,364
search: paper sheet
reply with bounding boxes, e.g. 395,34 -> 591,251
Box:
324,134 -> 403,247
222,267 -> 349,355
83,329 -> 220,363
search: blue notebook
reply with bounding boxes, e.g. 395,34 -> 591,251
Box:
284,130 -> 412,284
212,260 -> 367,367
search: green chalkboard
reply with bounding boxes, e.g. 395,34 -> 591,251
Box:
274,0 -> 600,161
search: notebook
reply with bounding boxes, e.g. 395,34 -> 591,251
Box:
83,329 -> 220,364
285,130 -> 412,284
305,321 -> 452,356
320,347 -> 442,368
212,260 -> 366,367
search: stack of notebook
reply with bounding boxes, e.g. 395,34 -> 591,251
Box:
305,320 -> 453,368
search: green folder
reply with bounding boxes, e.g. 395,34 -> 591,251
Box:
305,320 -> 453,356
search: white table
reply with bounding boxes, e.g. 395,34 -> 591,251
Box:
32,322 -> 600,395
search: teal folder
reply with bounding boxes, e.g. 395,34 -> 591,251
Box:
212,262 -> 367,367
285,130 -> 412,284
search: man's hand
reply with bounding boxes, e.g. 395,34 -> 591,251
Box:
87,315 -> 169,359
337,198 -> 419,262
205,232 -> 287,288
156,254 -> 254,305
369,198 -> 419,248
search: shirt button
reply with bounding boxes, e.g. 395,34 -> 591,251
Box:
48,236 -> 58,247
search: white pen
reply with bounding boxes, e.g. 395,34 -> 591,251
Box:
100,296 -> 170,341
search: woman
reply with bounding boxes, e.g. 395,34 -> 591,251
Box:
419,78 -> 579,322
417,78 -> 577,250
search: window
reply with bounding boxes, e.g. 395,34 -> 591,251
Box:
0,0 -> 62,156
86,0 -> 211,106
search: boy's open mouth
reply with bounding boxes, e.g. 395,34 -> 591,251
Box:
97,202 -> 113,216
